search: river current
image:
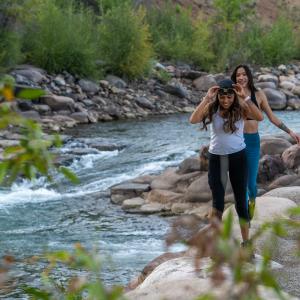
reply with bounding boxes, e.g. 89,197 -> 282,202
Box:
0,111 -> 300,298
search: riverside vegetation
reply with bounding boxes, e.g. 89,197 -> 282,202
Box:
0,0 -> 300,78
0,0 -> 300,299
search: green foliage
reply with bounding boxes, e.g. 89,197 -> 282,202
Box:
189,19 -> 215,70
0,77 -> 78,185
259,17 -> 296,65
23,0 -> 100,77
152,67 -> 172,84
147,3 -> 194,62
0,30 -> 22,72
23,244 -> 125,300
98,3 -> 153,78
213,0 -> 255,27
97,0 -> 132,14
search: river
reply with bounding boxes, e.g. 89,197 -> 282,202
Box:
0,111 -> 300,298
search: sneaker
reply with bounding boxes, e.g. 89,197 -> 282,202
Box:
248,200 -> 255,221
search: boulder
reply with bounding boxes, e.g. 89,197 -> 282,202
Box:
260,137 -> 292,156
264,186 -> 300,205
255,81 -> 276,90
110,182 -> 150,204
258,74 -> 278,85
163,84 -> 189,98
287,97 -> 300,110
184,174 -> 211,202
282,144 -> 300,169
78,79 -> 99,94
263,88 -> 287,110
126,256 -> 294,300
257,154 -> 285,183
177,156 -> 200,174
193,75 -> 217,91
40,95 -> 75,112
146,189 -> 183,204
268,174 -> 299,190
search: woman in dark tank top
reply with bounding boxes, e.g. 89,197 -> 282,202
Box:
231,65 -> 300,221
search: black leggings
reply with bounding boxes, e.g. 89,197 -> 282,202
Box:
208,149 -> 249,222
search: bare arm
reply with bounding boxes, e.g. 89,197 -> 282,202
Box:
234,83 -> 264,121
189,96 -> 211,124
260,90 -> 300,144
190,86 -> 219,124
243,98 -> 264,121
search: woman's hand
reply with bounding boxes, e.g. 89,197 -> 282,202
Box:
289,130 -> 300,145
205,85 -> 219,101
233,83 -> 246,99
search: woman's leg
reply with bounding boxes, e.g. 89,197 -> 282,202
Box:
208,153 -> 226,220
244,133 -> 260,219
228,149 -> 249,241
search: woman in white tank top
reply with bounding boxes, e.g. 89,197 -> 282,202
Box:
190,79 -> 263,246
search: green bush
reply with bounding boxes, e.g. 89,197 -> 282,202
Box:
0,30 -> 22,72
23,0 -> 100,77
147,3 -> 194,62
98,3 -> 153,78
189,18 -> 215,71
259,17 -> 296,65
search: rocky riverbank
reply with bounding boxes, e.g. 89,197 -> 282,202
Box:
6,61 -> 300,134
110,132 -> 300,218
110,132 -> 300,298
125,190 -> 300,299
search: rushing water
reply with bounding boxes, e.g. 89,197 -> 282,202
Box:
0,111 -> 300,298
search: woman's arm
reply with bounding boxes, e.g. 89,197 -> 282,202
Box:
259,90 -> 300,144
190,86 -> 219,124
243,97 -> 264,121
234,83 -> 264,121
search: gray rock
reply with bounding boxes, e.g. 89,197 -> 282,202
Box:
70,112 -> 89,123
258,154 -> 285,183
41,95 -> 75,112
106,75 -> 127,89
263,88 -> 287,110
255,81 -> 277,90
163,84 -> 188,98
78,79 -> 99,94
258,74 -> 278,85
193,75 -> 217,91
287,97 -> 300,110
12,66 -> 46,83
135,97 -> 154,110
282,144 -> 300,169
20,110 -> 41,120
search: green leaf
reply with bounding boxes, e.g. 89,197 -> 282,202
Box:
22,286 -> 50,300
0,161 -> 8,183
59,166 -> 79,184
222,210 -> 233,239
14,85 -> 46,99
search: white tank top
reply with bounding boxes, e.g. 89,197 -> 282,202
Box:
208,112 -> 245,155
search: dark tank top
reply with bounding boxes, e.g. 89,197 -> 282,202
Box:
246,90 -> 259,120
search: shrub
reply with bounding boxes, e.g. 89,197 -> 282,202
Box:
98,3 -> 153,78
23,0 -> 100,77
147,3 -> 194,62
259,17 -> 296,65
189,18 -> 215,71
0,30 -> 22,72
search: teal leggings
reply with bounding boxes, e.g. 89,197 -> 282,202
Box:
244,133 -> 260,203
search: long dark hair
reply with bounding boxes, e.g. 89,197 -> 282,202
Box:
202,92 -> 244,133
231,65 -> 258,94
